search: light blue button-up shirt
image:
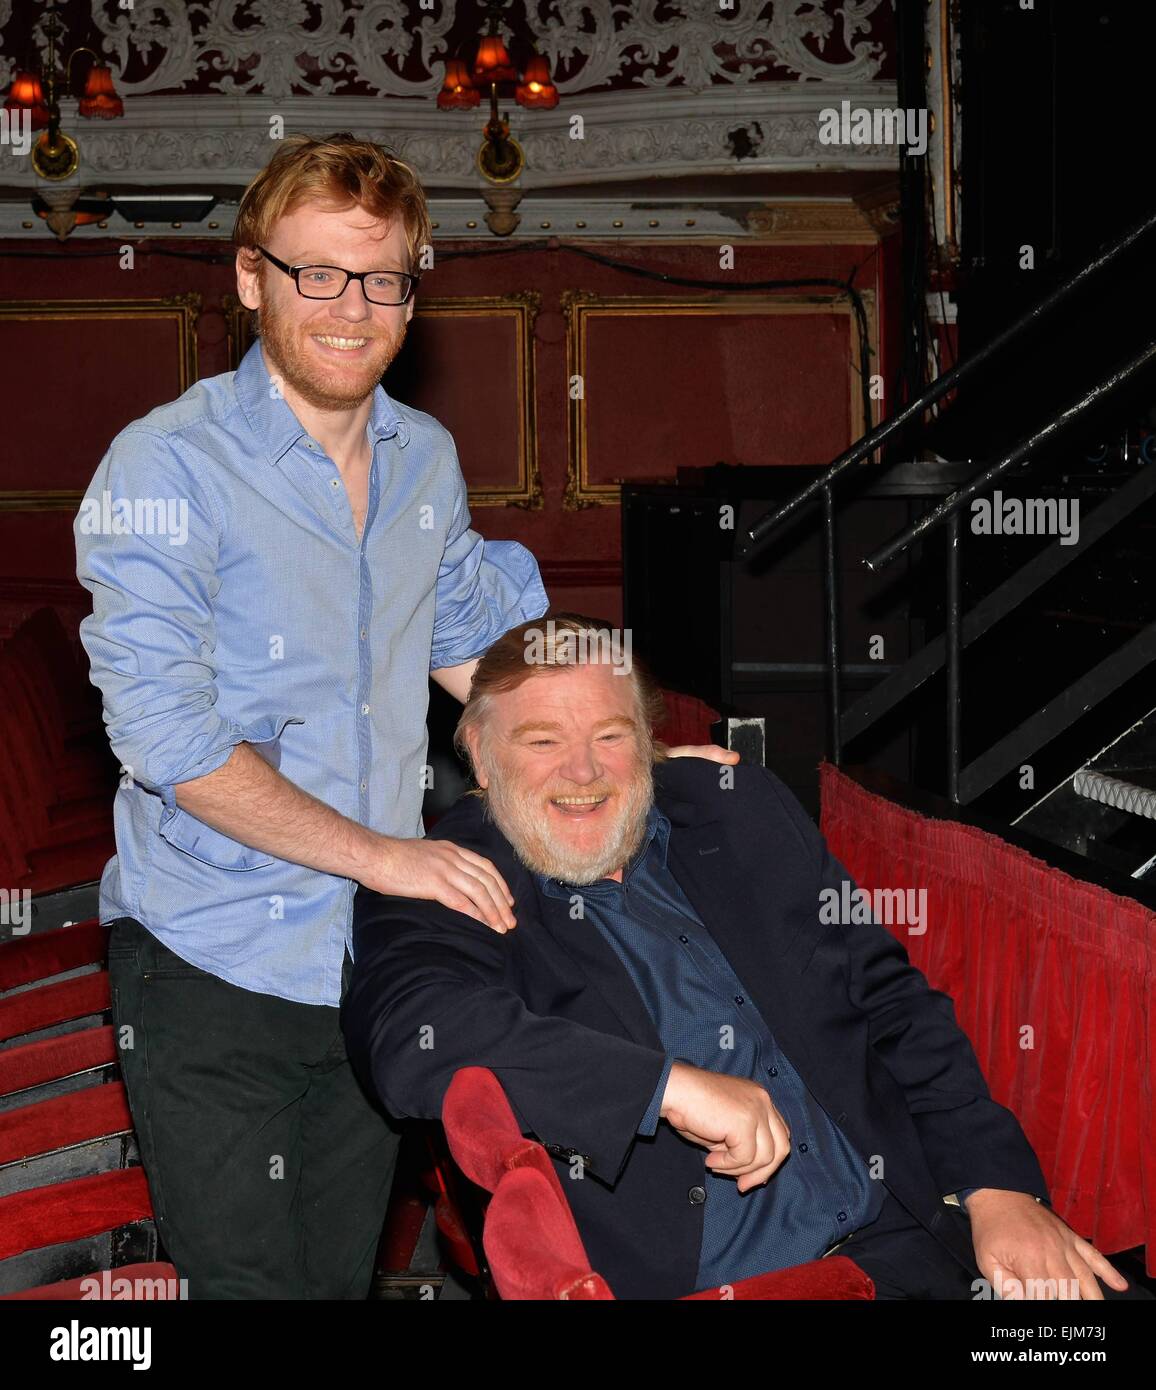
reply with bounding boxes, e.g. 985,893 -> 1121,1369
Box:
75,340 -> 547,1005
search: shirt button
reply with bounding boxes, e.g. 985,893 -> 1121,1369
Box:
361,703 -> 370,715
360,781 -> 367,792
360,627 -> 367,639
734,995 -> 744,1005
837,1211 -> 848,1222
767,1066 -> 778,1077
688,1186 -> 707,1205
798,1142 -> 808,1153
678,935 -> 689,944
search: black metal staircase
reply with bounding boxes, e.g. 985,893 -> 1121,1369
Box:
740,209 -> 1156,890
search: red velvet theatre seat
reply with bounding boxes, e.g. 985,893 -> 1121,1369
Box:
0,920 -> 180,1299
0,609 -> 117,895
441,1066 -> 875,1301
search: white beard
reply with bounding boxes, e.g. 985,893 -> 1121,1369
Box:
483,759 -> 655,885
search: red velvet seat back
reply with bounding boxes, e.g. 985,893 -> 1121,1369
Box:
441,1066 -> 874,1301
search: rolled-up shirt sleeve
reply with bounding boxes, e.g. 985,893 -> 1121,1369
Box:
74,427 -> 261,810
429,439 -> 548,671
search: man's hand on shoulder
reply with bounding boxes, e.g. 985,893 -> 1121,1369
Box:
965,1188 -> 1130,1300
359,836 -> 517,933
665,744 -> 740,765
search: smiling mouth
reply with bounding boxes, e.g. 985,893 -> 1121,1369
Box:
549,794 -> 610,817
312,334 -> 372,352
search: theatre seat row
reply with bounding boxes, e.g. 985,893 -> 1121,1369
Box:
0,608 -> 118,894
0,919 -> 179,1299
0,918 -> 872,1300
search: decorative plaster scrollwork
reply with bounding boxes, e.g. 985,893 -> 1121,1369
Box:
76,0 -> 886,99
542,0 -> 887,91
91,0 -> 204,97
0,0 -> 12,89
19,89 -> 894,186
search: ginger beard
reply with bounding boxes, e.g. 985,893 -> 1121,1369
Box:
479,729 -> 656,886
256,266 -> 409,412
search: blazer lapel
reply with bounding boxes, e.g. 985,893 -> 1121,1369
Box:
531,881 -> 664,1048
662,795 -> 829,1097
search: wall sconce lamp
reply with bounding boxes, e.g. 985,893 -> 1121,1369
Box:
438,0 -> 558,232
3,3 -> 124,184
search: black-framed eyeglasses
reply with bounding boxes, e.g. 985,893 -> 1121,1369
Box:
255,246 -> 420,305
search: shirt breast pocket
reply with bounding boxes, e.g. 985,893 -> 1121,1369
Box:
157,805 -> 274,871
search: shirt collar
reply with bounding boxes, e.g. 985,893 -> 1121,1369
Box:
535,803 -> 669,900
234,338 -> 410,465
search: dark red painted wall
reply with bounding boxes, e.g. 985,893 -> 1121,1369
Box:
0,233 -> 895,642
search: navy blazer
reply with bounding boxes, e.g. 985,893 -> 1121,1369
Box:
342,758 -> 1049,1299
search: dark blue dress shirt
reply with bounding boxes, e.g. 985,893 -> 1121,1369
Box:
535,804 -> 884,1289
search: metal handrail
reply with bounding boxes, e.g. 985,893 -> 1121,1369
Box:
840,462 -> 1156,745
865,338 -> 1156,569
740,205 -> 1156,561
856,334 -> 1156,797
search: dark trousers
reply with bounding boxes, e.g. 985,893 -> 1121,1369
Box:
840,1188 -> 1152,1301
107,916 -> 402,1299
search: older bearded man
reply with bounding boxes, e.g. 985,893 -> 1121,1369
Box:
343,614 -> 1139,1302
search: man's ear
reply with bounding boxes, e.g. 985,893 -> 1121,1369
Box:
236,248 -> 262,312
463,726 -> 489,790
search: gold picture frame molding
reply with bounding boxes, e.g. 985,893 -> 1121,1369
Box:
0,295 -> 200,513
561,289 -> 879,509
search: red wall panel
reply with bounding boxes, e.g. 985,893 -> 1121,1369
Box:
0,234 -> 894,633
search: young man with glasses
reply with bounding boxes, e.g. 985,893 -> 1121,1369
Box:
75,133 -> 730,1300
75,132 -> 542,1300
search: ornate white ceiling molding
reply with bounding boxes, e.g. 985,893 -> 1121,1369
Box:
0,192 -> 892,242
70,0 -> 888,99
0,82 -> 899,197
